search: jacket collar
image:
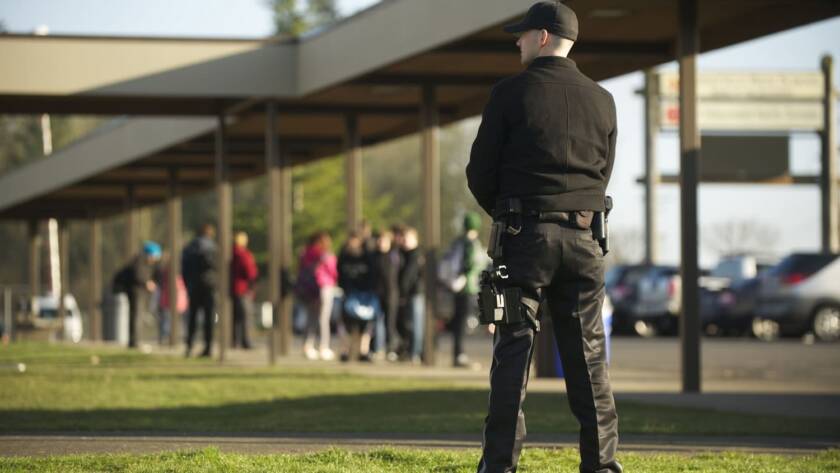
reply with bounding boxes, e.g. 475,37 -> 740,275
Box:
527,55 -> 577,70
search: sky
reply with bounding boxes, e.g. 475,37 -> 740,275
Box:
1,0 -> 839,267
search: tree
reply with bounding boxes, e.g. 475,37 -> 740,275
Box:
267,0 -> 339,36
703,219 -> 779,259
605,227 -> 645,267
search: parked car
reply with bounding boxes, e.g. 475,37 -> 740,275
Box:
34,293 -> 83,343
606,265 -> 653,334
753,253 -> 840,342
631,265 -> 680,337
700,255 -> 778,336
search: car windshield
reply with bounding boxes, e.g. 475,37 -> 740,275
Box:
620,267 -> 650,287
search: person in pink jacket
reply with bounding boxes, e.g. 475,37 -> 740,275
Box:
298,231 -> 338,360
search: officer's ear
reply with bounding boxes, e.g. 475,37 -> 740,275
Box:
539,29 -> 550,48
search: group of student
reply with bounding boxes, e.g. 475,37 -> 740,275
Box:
297,213 -> 487,367
111,212 -> 486,367
296,223 -> 424,363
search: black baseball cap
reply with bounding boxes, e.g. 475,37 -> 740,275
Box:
503,1 -> 579,41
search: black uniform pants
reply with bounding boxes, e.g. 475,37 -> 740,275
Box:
186,287 -> 215,353
127,291 -> 138,348
453,291 -> 474,362
232,294 -> 252,348
477,220 -> 621,473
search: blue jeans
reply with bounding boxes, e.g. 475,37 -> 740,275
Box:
410,294 -> 425,358
374,305 -> 386,354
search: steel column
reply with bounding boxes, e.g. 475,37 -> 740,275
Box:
266,101 -> 293,360
678,0 -> 702,393
215,114 -> 233,362
57,220 -> 69,339
821,55 -> 838,253
644,69 -> 660,265
167,168 -> 182,347
345,114 -> 362,233
421,84 -> 440,366
89,218 -> 102,341
27,220 -> 41,314
125,185 -> 137,257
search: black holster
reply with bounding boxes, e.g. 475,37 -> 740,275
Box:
591,196 -> 613,255
488,198 -> 524,260
477,265 -> 540,331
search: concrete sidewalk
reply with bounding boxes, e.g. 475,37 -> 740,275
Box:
2,432 -> 837,457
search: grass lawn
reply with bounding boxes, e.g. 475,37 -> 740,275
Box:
2,342 -> 840,437
1,447 -> 839,473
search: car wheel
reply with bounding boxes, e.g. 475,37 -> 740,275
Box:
704,323 -> 720,336
812,305 -> 840,342
634,320 -> 658,338
752,317 -> 779,342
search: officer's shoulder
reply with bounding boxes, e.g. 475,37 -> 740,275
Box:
490,75 -> 518,96
573,72 -> 615,101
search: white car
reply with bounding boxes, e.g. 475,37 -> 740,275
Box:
35,293 -> 84,343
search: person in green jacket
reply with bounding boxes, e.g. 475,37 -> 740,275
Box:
450,212 -> 486,367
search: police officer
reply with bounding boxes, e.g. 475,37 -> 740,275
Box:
466,2 -> 621,472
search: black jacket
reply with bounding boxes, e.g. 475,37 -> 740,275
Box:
398,247 -> 423,299
181,236 -> 218,292
338,247 -> 377,294
112,254 -> 155,296
466,56 -> 617,215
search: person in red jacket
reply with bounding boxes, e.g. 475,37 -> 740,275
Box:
231,231 -> 259,349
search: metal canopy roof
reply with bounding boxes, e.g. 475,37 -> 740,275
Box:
1,0 -> 838,220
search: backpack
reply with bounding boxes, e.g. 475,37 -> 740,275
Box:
295,256 -> 322,302
437,238 -> 465,290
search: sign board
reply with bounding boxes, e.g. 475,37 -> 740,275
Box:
659,99 -> 824,131
657,71 -> 824,100
698,135 -> 789,182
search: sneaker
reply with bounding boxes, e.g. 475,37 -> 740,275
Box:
454,353 -> 481,370
304,346 -> 320,360
319,348 -> 335,361
455,353 -> 470,365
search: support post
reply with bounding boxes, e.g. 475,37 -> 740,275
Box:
215,115 -> 233,362
3,286 -> 11,342
345,114 -> 362,233
167,169 -> 182,347
279,149 -> 293,357
267,102 -> 280,363
678,0 -> 701,393
266,101 -> 292,361
57,220 -> 69,339
125,185 -> 137,257
28,220 -> 41,316
421,84 -> 440,366
89,218 -> 102,341
644,69 -> 660,265
820,55 -> 838,253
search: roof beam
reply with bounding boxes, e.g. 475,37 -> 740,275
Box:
438,40 -> 673,58
352,74 -> 504,86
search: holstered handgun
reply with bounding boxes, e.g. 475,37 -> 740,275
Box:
592,196 -> 613,255
487,198 -> 524,260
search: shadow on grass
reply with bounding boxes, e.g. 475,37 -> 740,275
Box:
4,390 -> 839,438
